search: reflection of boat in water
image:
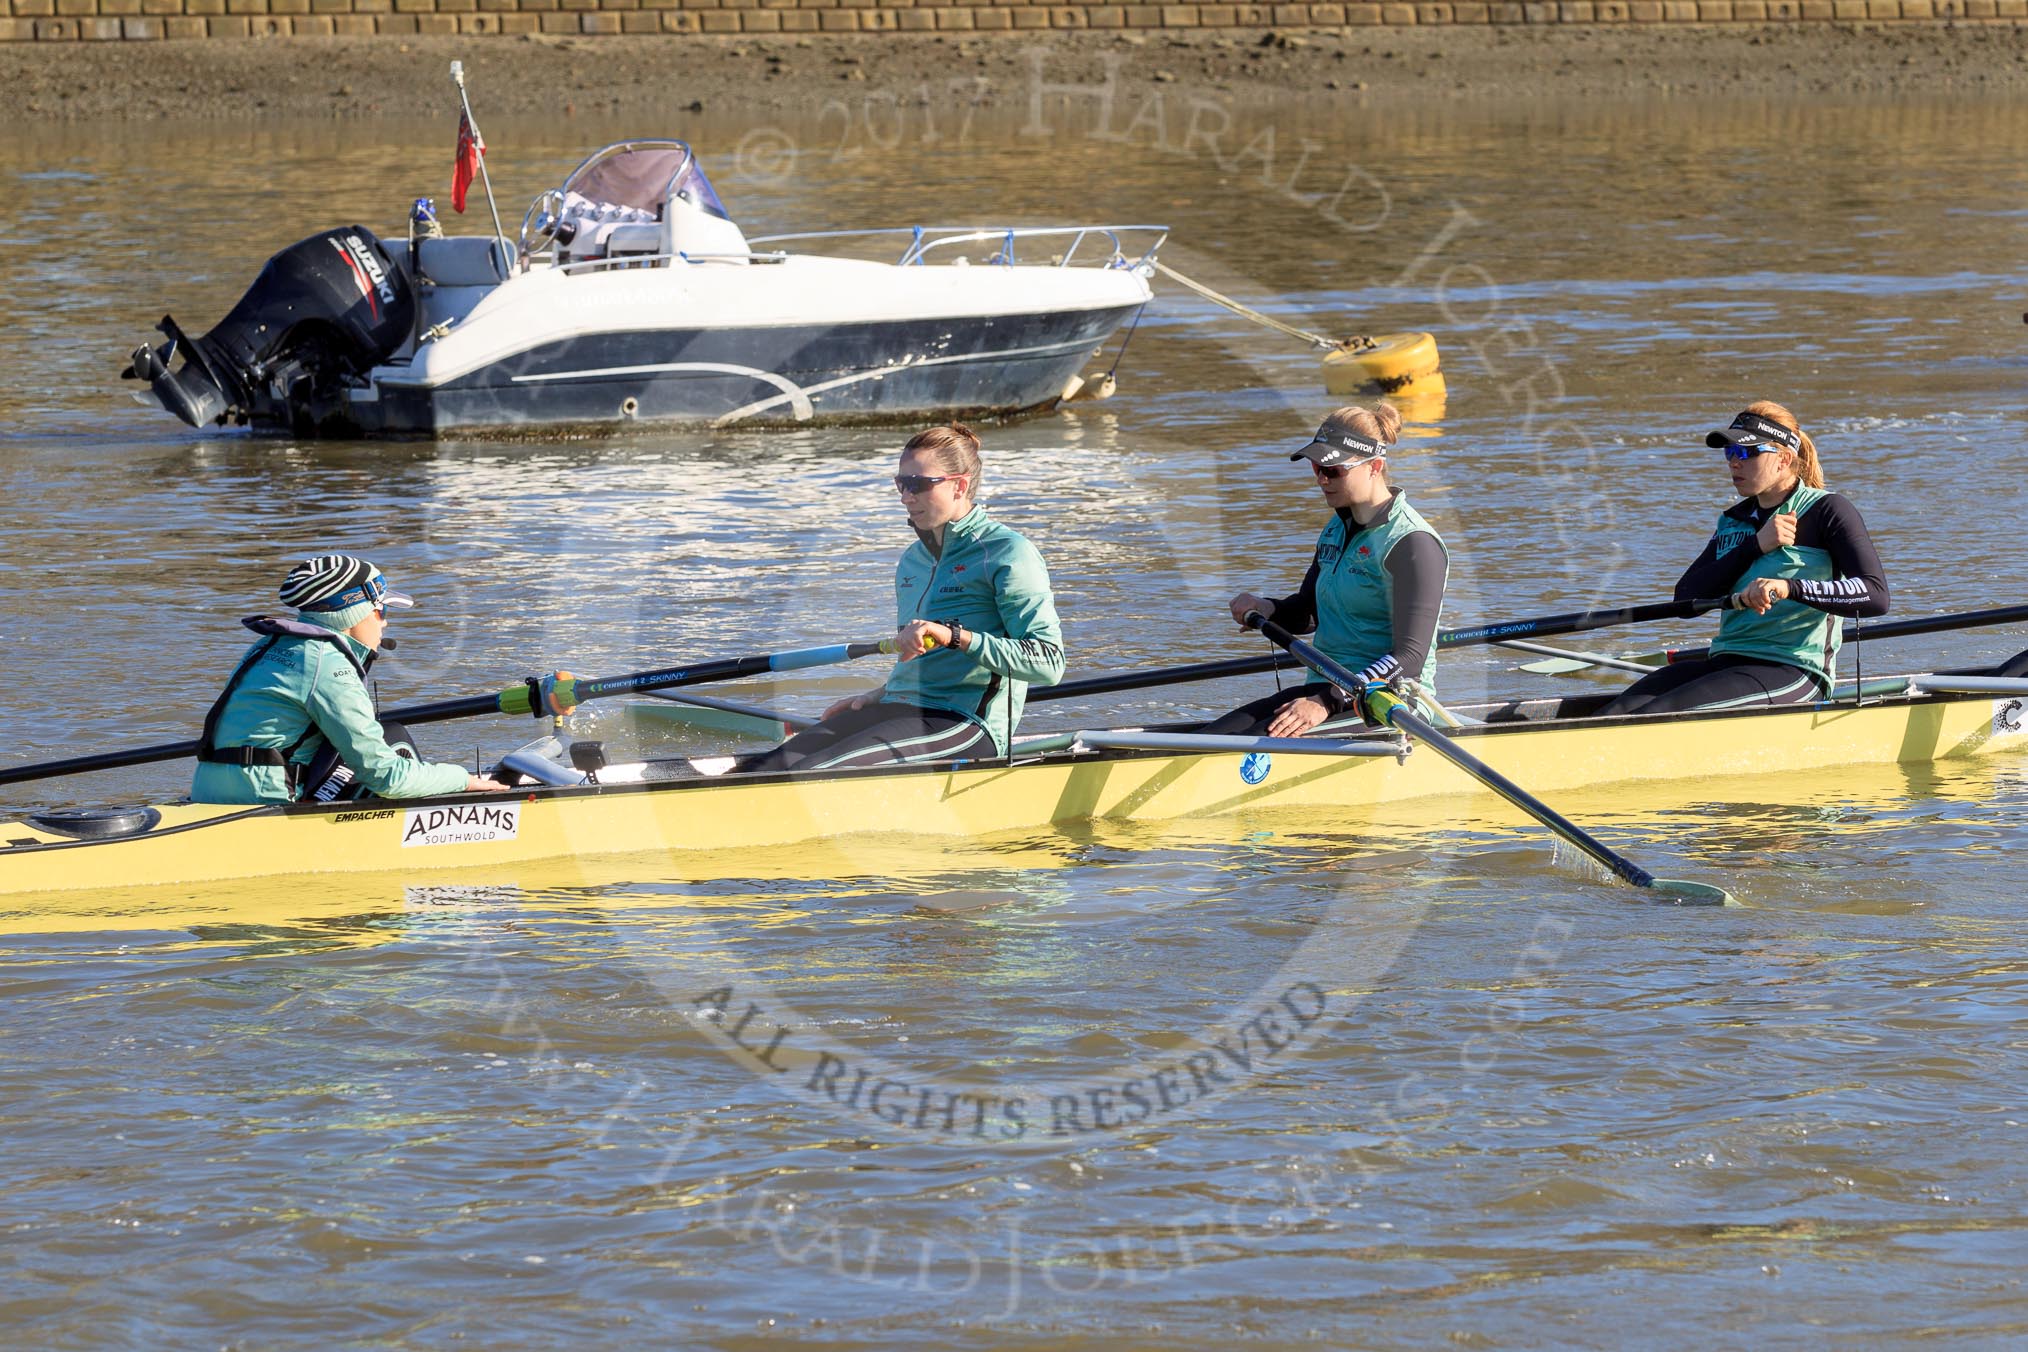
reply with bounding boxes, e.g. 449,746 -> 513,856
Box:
0,831 -> 1090,937
125,140 -> 1163,438
4,687 -> 2025,903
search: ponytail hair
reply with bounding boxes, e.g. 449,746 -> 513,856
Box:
1741,399 -> 1823,489
903,422 -> 984,501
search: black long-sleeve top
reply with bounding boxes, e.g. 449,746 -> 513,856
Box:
1675,492 -> 1889,619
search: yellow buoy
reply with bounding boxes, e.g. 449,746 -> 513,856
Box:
1321,332 -> 1445,400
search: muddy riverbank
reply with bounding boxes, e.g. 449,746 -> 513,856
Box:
5,23 -> 2024,120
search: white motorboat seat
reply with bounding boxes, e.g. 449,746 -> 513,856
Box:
412,236 -> 511,287
573,221 -> 664,268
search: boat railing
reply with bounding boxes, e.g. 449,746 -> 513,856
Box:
542,224 -> 1166,276
742,224 -> 1168,270
553,250 -> 790,275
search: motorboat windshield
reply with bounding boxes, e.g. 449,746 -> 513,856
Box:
669,158 -> 729,221
559,140 -> 730,221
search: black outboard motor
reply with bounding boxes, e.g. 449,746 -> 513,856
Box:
124,226 -> 415,433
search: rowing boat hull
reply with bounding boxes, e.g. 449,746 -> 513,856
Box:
3,693 -> 2023,898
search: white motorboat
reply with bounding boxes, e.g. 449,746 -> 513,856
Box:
126,139 -> 1164,438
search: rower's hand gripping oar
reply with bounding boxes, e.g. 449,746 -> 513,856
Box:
0,635 -> 911,789
1242,612 -> 1736,908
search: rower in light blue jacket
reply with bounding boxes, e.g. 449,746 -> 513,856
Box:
191,555 -> 508,805
741,424 -> 1065,772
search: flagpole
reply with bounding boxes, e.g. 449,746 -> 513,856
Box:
449,60 -> 509,261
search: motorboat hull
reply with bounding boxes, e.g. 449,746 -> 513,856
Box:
358,299 -> 1143,436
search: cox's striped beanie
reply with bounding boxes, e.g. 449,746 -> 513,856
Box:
280,555 -> 414,632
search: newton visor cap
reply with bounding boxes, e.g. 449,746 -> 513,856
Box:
1290,425 -> 1387,468
1705,412 -> 1801,452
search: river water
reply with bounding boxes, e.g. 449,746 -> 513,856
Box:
2,89 -> 2027,1345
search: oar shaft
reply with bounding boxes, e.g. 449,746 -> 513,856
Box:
393,639 -> 898,725
1035,654 -> 1279,703
1663,602 -> 2028,665
0,638 -> 899,787
1437,598 -> 1724,648
0,739 -> 201,788
1046,600 -> 2028,708
1496,640 -> 1659,675
567,641 -> 891,706
1247,613 -> 1658,890
1035,599 -> 1728,705
1383,702 -> 1652,887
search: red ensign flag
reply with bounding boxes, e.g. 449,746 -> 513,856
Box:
452,112 -> 484,214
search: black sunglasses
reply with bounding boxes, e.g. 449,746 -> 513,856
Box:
1311,461 -> 1364,480
895,473 -> 961,495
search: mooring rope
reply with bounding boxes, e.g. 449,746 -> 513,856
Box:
1151,260 -> 1370,353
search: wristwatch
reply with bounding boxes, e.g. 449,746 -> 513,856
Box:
941,619 -> 970,652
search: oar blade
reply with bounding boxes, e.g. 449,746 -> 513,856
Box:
1644,878 -> 1739,908
1515,655 -> 1601,675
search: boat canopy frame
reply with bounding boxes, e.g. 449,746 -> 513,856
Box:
522,139 -> 1167,277
555,138 -> 731,220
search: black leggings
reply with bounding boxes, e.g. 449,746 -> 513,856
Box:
1197,683 -> 1361,737
1594,655 -> 1824,718
738,701 -> 992,773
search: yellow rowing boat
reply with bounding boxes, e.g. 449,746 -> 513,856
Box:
2,685 -> 2022,900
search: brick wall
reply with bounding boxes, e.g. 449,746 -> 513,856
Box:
0,0 -> 2019,42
